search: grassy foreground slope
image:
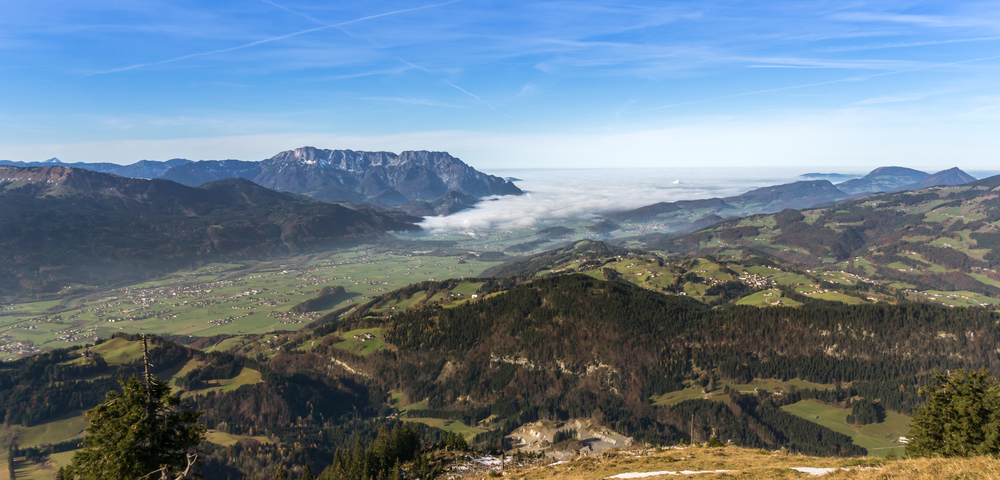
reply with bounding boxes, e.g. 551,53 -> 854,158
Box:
501,445 -> 1000,480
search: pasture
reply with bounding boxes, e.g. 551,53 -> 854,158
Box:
652,378 -> 834,406
781,400 -> 911,458
403,417 -> 487,442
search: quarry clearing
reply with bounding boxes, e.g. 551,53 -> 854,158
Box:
508,418 -> 633,459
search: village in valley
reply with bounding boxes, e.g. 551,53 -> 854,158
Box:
0,246 -> 505,360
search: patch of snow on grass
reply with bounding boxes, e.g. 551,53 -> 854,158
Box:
791,467 -> 879,476
473,455 -> 501,467
606,470 -> 737,478
791,467 -> 838,476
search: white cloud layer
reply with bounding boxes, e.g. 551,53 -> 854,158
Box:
418,168 -> 806,233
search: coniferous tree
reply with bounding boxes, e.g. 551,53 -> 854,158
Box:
300,464 -> 315,480
907,368 -> 1000,458
67,374 -> 206,479
274,465 -> 288,480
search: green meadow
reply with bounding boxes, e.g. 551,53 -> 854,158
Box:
652,378 -> 834,407
781,400 -> 911,458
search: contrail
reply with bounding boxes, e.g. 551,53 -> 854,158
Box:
443,80 -> 496,110
641,53 -> 1000,112
259,0 -> 325,25
88,0 -> 464,75
260,0 -> 509,118
397,58 -> 511,117
443,79 -> 513,118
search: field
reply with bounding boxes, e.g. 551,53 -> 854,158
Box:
390,392 -> 429,414
89,337 -> 144,364
330,328 -> 387,356
736,289 -> 803,307
403,417 -> 487,442
781,400 -> 911,457
652,378 -> 834,406
204,430 -> 272,446
179,367 -> 264,398
10,412 -> 88,449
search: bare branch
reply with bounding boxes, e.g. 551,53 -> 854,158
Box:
139,453 -> 198,480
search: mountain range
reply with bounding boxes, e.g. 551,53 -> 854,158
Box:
0,157 -> 193,179
609,166 -> 978,231
0,166 -> 419,297
3,147 -> 523,216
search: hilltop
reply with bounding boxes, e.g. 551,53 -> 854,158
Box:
835,167 -> 930,195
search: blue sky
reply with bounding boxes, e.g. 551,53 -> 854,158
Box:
2,0 -> 1000,170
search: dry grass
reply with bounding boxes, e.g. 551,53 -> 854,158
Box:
838,457 -> 1000,479
480,446 -> 1000,480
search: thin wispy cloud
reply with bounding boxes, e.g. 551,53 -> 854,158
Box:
850,94 -> 929,106
640,53 -> 1000,112
259,0 -> 326,25
745,58 -> 922,70
362,97 -> 466,108
260,0 -> 507,118
319,66 -> 416,80
821,36 -> 1000,52
504,83 -> 535,103
831,12 -> 985,28
87,0 -> 464,75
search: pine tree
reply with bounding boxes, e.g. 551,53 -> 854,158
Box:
67,336 -> 206,479
274,465 -> 288,480
300,464 -> 315,480
907,368 -> 1000,458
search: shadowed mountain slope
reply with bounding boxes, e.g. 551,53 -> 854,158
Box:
0,166 -> 418,297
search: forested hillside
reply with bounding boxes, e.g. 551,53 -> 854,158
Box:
289,274 -> 997,456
